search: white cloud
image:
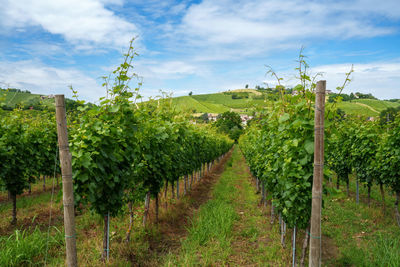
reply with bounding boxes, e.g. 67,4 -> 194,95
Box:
312,61 -> 400,99
165,0 -> 399,60
146,61 -> 197,75
0,0 -> 139,50
136,59 -> 208,79
0,60 -> 104,102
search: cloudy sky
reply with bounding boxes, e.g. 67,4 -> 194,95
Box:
0,0 -> 399,102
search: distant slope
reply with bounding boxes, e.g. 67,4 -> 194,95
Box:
225,88 -> 262,95
336,102 -> 378,117
192,92 -> 266,109
353,99 -> 400,112
173,91 -> 398,117
171,93 -> 266,114
337,99 -> 400,117
3,87 -> 398,117
1,90 -> 54,109
171,96 -> 229,113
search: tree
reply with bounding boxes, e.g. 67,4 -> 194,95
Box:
245,84 -> 249,89
189,91 -> 193,96
199,113 -> 209,123
214,111 -> 243,142
379,106 -> 400,125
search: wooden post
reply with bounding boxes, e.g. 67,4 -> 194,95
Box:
309,81 -> 326,267
55,95 -> 78,267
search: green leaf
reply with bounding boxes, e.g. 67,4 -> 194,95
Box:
109,105 -> 120,113
279,113 -> 290,123
304,140 -> 314,154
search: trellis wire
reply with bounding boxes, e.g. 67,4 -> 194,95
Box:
44,145 -> 59,266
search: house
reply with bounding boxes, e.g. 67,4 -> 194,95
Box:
207,113 -> 219,122
240,114 -> 253,125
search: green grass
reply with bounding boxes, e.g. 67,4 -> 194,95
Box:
0,189 -> 58,214
3,88 -> 396,118
336,101 -> 378,117
354,99 -> 400,112
0,226 -> 63,266
331,99 -> 400,117
192,93 -> 265,109
1,90 -> 54,109
171,92 -> 397,117
171,96 -> 229,113
323,175 -> 400,267
163,151 -> 240,266
197,100 -> 229,113
163,148 -> 294,266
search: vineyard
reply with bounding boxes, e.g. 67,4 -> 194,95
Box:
1,46 -> 400,266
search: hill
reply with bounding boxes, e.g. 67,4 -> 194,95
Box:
2,87 -> 399,117
336,99 -> 400,117
171,90 -> 400,117
0,89 -> 54,110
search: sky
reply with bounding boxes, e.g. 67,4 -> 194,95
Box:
0,0 -> 400,102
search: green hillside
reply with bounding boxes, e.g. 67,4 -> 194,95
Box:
335,99 -> 400,117
2,87 -> 398,117
171,90 -> 399,118
353,99 -> 400,112
0,90 -> 54,110
171,96 -> 229,113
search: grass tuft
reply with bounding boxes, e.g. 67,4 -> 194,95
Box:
0,226 -> 63,266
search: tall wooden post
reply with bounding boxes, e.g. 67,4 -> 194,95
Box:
55,95 -> 78,267
309,81 -> 326,267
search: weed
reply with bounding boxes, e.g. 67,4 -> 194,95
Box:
0,226 -> 63,266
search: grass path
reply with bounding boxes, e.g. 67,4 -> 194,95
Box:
163,146 -> 299,266
354,102 -> 379,114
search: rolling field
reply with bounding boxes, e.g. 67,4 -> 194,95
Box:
2,89 -> 398,117
1,90 -> 54,109
172,91 -> 399,117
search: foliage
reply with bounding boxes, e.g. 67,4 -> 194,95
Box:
378,117 -> 400,194
239,49 -> 352,229
0,88 -> 31,94
70,38 -> 141,216
349,120 -> 380,189
379,106 -> 400,125
0,111 -> 58,223
329,92 -> 376,103
328,93 -> 354,103
68,39 -> 233,258
326,120 -> 353,187
214,111 -> 243,142
240,95 -> 327,229
198,113 -> 209,123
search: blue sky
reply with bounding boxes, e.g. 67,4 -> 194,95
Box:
0,0 -> 400,102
